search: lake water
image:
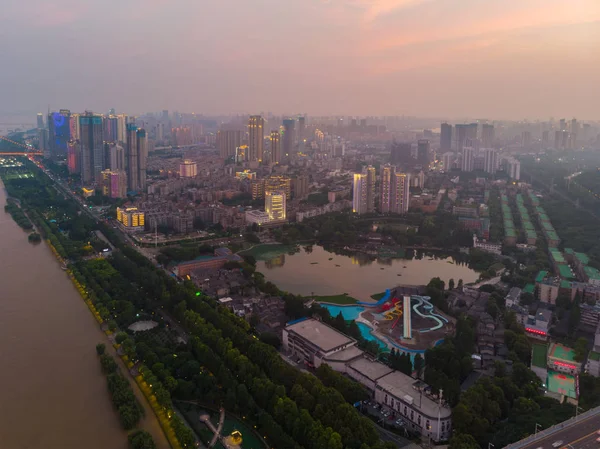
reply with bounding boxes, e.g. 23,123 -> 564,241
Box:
0,181 -> 168,448
253,245 -> 479,301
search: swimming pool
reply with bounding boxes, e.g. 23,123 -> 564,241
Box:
356,322 -> 389,352
321,304 -> 364,320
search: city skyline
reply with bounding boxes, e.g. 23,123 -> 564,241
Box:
1,0 -> 599,119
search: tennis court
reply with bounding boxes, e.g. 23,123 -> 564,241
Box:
549,343 -> 576,362
547,371 -> 577,399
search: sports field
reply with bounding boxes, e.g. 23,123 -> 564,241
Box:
549,343 -> 576,362
531,343 -> 548,368
547,371 -> 577,399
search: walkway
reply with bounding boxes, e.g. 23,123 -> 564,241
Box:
198,407 -> 225,448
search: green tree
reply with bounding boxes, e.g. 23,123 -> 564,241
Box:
574,337 -> 588,362
414,353 -> 424,378
449,278 -> 455,290
96,343 -> 106,355
128,430 -> 157,449
449,433 -> 480,449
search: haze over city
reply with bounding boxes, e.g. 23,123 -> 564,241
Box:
2,0 -> 599,118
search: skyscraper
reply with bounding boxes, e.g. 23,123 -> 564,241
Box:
217,129 -> 242,159
117,114 -> 128,143
483,148 -> 498,174
103,115 -> 118,142
79,113 -> 104,183
442,152 -> 454,171
380,165 -> 394,213
126,123 -> 139,191
248,115 -> 264,162
352,173 -> 368,215
417,139 -> 430,165
108,143 -> 125,171
366,165 -> 376,213
440,123 -> 452,151
36,113 -> 44,129
67,140 -> 80,174
101,170 -> 127,198
390,143 -> 412,165
461,146 -> 474,172
298,116 -> 306,145
391,172 -> 410,214
282,119 -> 295,158
481,124 -> 494,148
293,175 -> 309,200
48,110 -> 71,157
270,131 -> 281,164
136,128 -> 148,191
454,124 -> 467,153
265,191 -> 286,221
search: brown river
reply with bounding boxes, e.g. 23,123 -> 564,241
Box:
0,184 -> 169,449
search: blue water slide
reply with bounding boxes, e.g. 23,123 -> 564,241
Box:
411,295 -> 448,333
357,289 -> 392,306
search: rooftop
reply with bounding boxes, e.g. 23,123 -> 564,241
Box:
575,252 -> 590,265
376,371 -> 452,419
286,318 -> 355,353
585,266 -> 600,281
348,357 -> 394,382
323,345 -> 364,362
558,265 -> 574,280
523,284 -> 535,294
535,271 -> 548,283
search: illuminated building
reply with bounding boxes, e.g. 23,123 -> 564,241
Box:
101,170 -> 127,198
282,119 -> 295,158
172,126 -> 192,146
245,209 -> 271,226
352,173 -> 368,215
390,172 -> 410,214
70,113 -> 80,141
265,190 -> 286,221
217,129 -> 242,159
366,165 -> 376,213
116,207 -> 145,230
48,109 -> 71,157
270,130 -> 281,164
180,160 -> 198,178
82,187 -> 94,198
235,170 -> 256,180
380,165 -> 394,213
265,176 -> 291,200
235,144 -> 248,162
440,123 -> 452,151
126,124 -> 139,191
248,115 -> 264,162
79,112 -> 104,183
251,179 -> 265,200
67,140 -> 81,174
137,128 -> 148,191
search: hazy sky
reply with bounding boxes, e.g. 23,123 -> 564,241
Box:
1,0 -> 599,119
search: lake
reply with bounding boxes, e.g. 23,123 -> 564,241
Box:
252,244 -> 479,301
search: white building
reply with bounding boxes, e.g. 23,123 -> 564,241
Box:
461,146 -> 474,172
442,152 -> 454,171
244,210 -> 271,226
353,173 -> 368,214
503,157 -> 521,180
483,148 -> 498,175
473,235 -> 502,255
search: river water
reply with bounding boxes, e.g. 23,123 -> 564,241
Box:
253,245 -> 479,301
0,184 -> 165,449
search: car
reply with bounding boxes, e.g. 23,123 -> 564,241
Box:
551,441 -> 563,448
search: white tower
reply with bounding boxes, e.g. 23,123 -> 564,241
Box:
403,296 -> 412,339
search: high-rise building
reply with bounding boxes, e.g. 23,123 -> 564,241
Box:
180,160 -> 198,178
108,143 -> 125,171
298,116 -> 306,145
126,123 -> 139,191
79,113 -> 104,183
103,115 -> 118,142
466,123 -> 478,140
390,143 -> 412,165
265,190 -> 286,221
282,119 -> 295,158
67,140 -> 80,174
461,146 -> 474,172
248,115 -> 264,162
442,152 -> 455,171
555,130 -> 569,150
390,172 -> 410,214
172,127 -> 192,146
417,139 -> 430,166
36,113 -> 44,129
505,158 -> 521,180
48,110 -> 71,157
136,128 -> 148,191
366,165 -> 376,213
440,123 -> 452,151
293,175 -> 309,200
102,170 -> 127,198
570,119 -> 578,149
217,129 -> 242,159
522,131 -> 532,147
270,131 -> 281,164
70,113 -> 80,141
38,128 -> 48,156
481,124 -> 494,148
251,179 -> 265,200
265,176 -> 292,200
455,124 -> 467,153
379,165 -> 394,213
117,114 -> 128,143
353,173 -> 368,215
483,148 -> 498,174
542,130 -> 550,148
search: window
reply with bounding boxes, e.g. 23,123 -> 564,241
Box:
410,410 -> 414,421
418,415 -> 421,425
404,406 -> 407,415
429,420 -> 433,431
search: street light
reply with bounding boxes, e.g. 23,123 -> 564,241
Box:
488,444 -> 495,449
535,423 -> 542,435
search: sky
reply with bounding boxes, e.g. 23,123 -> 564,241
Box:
1,0 -> 599,120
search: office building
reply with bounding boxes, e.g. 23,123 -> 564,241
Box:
481,124 -> 494,148
440,123 -> 452,151
217,129 -> 242,159
380,165 -> 394,213
293,175 -> 309,200
265,175 -> 291,200
101,170 -> 127,198
265,190 -> 286,221
116,207 -> 145,230
251,179 -> 265,200
442,152 -> 454,171
417,139 -> 430,166
136,128 -> 148,191
36,113 -> 44,129
79,113 -> 104,183
483,148 -> 498,174
248,115 -> 264,162
270,130 -> 281,164
69,113 -> 80,141
461,146 -> 474,172
180,160 -> 198,178
353,173 -> 368,215
126,124 -> 139,191
282,119 -> 295,158
48,110 -> 71,157
391,172 -> 410,214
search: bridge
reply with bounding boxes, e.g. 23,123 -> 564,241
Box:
0,135 -> 42,156
0,152 -> 43,156
503,405 -> 600,448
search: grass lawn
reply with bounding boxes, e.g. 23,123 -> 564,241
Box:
532,343 -> 548,368
313,293 -> 359,304
370,292 -> 386,301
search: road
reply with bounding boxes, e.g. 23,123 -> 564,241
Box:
518,414 -> 600,449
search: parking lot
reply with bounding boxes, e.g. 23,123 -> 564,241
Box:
358,400 -> 416,448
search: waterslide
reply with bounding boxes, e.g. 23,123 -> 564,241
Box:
412,295 -> 448,333
357,289 -> 391,306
